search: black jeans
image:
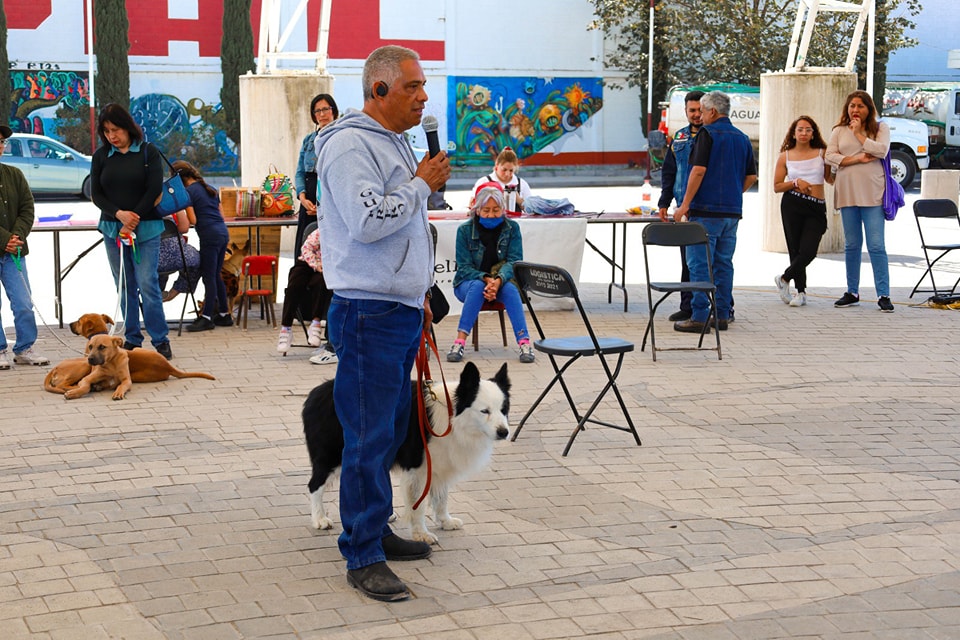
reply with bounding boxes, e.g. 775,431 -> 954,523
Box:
781,191 -> 827,293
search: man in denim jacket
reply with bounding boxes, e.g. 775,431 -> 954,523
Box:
657,90 -> 703,322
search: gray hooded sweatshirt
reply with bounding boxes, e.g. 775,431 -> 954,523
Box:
314,109 -> 434,308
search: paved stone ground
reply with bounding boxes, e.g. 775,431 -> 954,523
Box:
4,188 -> 960,639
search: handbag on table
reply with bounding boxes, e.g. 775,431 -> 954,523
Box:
261,164 -> 296,216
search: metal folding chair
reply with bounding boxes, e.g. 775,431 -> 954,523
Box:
910,199 -> 960,298
510,261 -> 640,457
641,222 -> 722,361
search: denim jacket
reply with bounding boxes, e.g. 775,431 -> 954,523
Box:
452,217 -> 523,288
657,124 -> 699,208
690,117 -> 754,216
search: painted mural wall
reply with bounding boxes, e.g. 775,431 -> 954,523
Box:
5,1 -> 645,174
448,76 -> 603,166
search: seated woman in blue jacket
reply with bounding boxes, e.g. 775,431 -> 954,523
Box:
447,182 -> 534,364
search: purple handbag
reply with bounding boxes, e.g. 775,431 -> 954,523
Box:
881,152 -> 904,221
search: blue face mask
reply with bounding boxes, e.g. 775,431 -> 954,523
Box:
477,216 -> 504,229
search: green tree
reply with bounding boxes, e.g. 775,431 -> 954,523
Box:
588,1 -> 671,131
0,0 -> 10,126
221,0 -> 255,147
94,0 -> 131,109
589,0 -> 920,98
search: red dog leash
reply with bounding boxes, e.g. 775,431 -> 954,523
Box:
412,328 -> 453,509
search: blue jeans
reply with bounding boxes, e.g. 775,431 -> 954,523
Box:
454,279 -> 530,343
104,232 -> 169,347
327,295 -> 424,570
840,205 -> 889,297
0,253 -> 39,354
686,217 -> 738,322
198,231 -> 229,317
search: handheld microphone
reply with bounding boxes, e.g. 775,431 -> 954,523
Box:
421,115 -> 441,158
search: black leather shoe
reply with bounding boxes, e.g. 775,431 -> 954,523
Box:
673,319 -> 711,334
155,342 -> 173,360
186,316 -> 216,332
717,319 -> 729,331
381,533 -> 432,561
668,309 -> 692,322
213,314 -> 234,327
346,562 -> 410,602
121,341 -> 139,351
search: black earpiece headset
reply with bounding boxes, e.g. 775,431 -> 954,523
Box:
375,82 -> 389,98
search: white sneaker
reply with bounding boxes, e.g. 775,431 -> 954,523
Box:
789,292 -> 807,307
13,348 -> 49,366
774,275 -> 792,304
0,350 -> 9,370
310,347 -> 338,365
277,329 -> 292,354
518,343 -> 535,363
307,323 -> 323,347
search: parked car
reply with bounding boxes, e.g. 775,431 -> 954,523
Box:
2,133 -> 92,199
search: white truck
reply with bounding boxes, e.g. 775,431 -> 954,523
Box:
657,83 -> 930,187
883,83 -> 960,174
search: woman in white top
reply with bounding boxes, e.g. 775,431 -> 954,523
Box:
772,116 -> 833,307
825,90 -> 893,312
471,147 -> 531,213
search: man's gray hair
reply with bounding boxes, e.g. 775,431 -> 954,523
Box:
701,91 -> 731,116
471,186 -> 506,215
362,45 -> 420,100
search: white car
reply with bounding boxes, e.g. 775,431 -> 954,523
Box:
2,133 -> 92,199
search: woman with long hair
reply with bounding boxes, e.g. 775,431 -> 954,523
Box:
90,103 -> 171,358
773,115 -> 833,307
825,90 -> 894,312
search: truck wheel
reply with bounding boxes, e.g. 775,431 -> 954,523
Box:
889,150 -> 915,188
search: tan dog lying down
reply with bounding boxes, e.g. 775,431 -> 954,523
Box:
63,336 -> 135,400
45,317 -> 216,395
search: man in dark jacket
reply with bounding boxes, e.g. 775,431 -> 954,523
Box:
674,91 -> 757,333
0,125 -> 49,369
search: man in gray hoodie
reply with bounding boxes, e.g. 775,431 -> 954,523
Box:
314,45 -> 451,602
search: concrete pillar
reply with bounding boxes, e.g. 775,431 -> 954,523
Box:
239,73 -> 334,253
759,71 -> 857,253
920,169 -> 960,203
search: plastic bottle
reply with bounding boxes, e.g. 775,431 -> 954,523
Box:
640,179 -> 652,204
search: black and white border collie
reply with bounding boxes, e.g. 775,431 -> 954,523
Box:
302,362 -> 510,544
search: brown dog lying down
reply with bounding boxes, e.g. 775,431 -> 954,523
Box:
64,336 -> 135,400
45,316 -> 216,395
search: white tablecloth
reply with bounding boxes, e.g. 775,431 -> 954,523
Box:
431,217 -> 587,314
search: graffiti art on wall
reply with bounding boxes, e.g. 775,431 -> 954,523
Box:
8,70 -> 238,173
11,70 -> 89,135
449,76 -> 602,166
131,93 -> 238,174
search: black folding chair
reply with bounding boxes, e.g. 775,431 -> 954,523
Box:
910,199 -> 960,298
510,262 -> 641,457
641,222 -> 721,361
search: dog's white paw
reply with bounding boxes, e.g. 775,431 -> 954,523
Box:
440,517 -> 463,531
388,511 -> 398,523
312,516 -> 334,530
410,528 -> 439,545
